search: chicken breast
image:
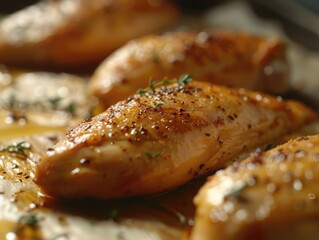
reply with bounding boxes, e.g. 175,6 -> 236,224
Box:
36,79 -> 315,199
191,135 -> 319,240
89,31 -> 290,109
0,0 -> 178,69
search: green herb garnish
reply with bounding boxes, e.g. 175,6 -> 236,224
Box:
65,102 -> 75,115
48,96 -> 62,107
0,141 -> 31,158
137,88 -> 148,95
148,78 -> 157,93
136,75 -> 192,96
177,74 -> 193,87
152,102 -> 164,109
17,214 -> 38,227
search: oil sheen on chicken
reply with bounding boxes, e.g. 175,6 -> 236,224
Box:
90,31 -> 290,108
36,80 -> 316,199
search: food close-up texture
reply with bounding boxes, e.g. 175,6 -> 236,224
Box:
0,0 -> 318,240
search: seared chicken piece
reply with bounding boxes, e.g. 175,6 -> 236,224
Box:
36,79 -> 315,199
192,135 -> 319,240
0,0 -> 178,69
89,31 -> 289,109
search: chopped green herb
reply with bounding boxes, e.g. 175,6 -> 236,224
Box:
136,74 -> 193,95
65,102 -> 75,115
0,141 -> 31,158
148,78 -> 157,92
152,102 -> 164,109
177,74 -> 193,87
162,77 -> 170,86
48,96 -> 62,107
17,214 -> 38,227
136,88 -> 147,95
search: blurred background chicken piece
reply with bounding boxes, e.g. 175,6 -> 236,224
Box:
89,31 -> 290,109
192,134 -> 319,240
0,0 -> 179,70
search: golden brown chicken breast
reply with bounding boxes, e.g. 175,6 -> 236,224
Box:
89,31 -> 290,109
36,78 -> 315,199
192,135 -> 319,240
0,0 -> 178,69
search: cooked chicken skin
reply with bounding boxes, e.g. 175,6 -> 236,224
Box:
36,80 -> 315,199
89,31 -> 290,109
191,135 -> 319,240
0,0 -> 178,69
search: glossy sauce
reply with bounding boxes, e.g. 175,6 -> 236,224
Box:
0,69 -> 199,240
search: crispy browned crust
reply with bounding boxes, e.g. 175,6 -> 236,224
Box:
35,80 -> 315,199
89,31 -> 290,109
0,0 -> 179,69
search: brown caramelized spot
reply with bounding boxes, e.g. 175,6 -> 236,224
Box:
250,149 -> 264,165
213,117 -> 224,127
217,136 -> 223,145
228,115 -> 234,121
